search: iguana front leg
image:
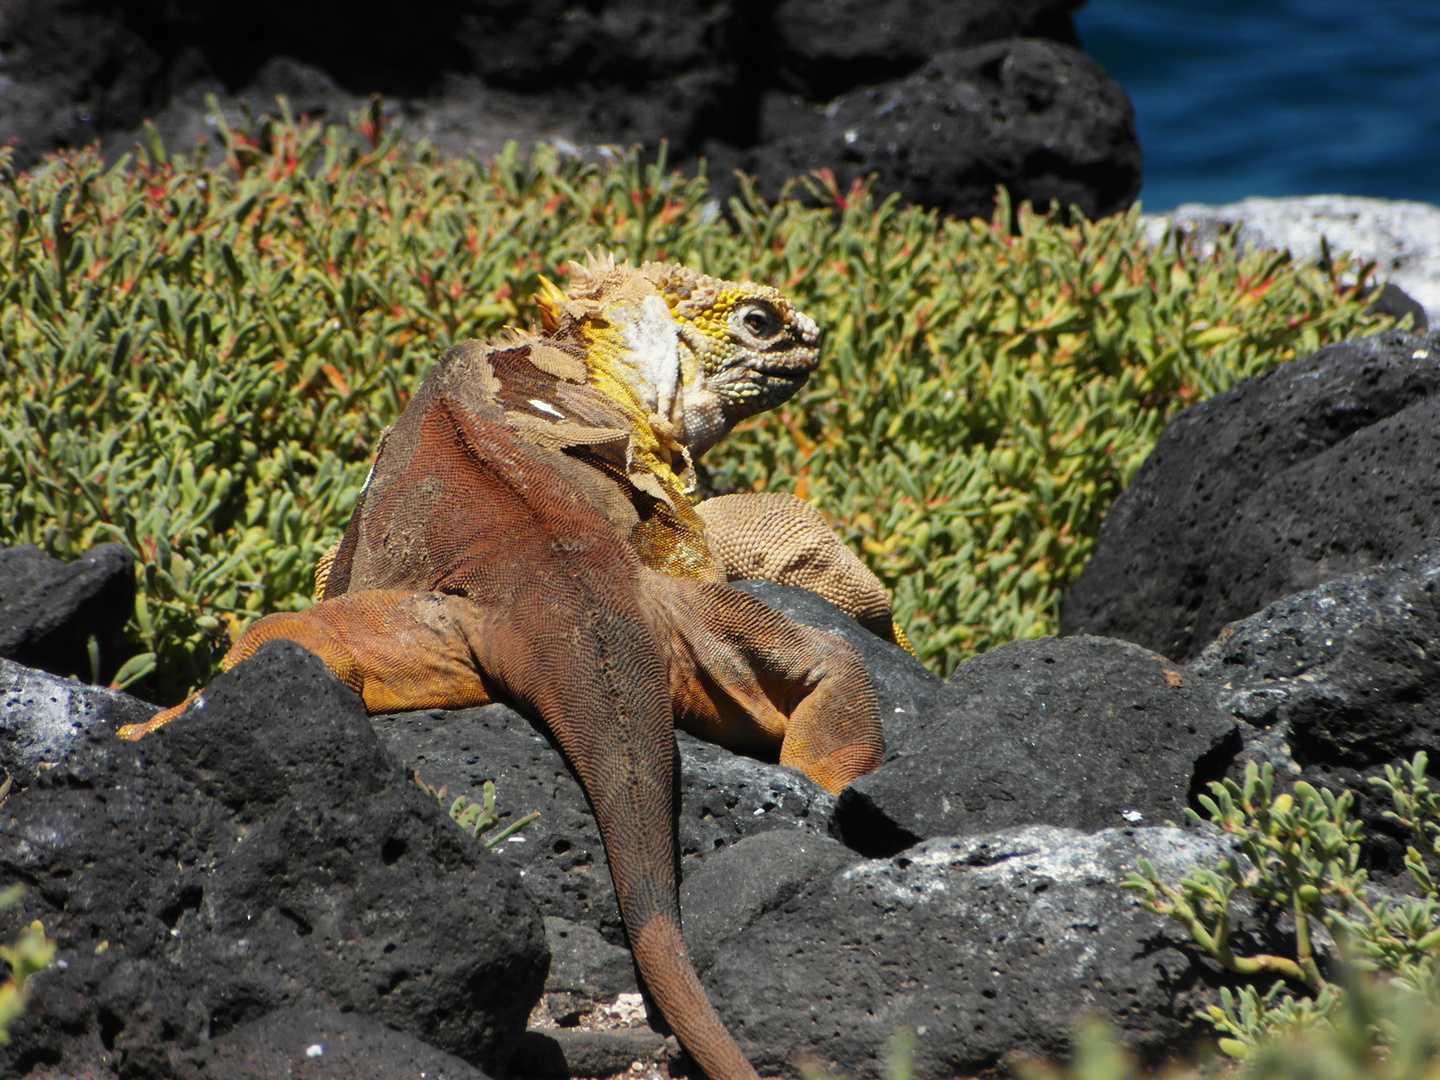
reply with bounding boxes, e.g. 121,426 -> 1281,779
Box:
641,571 -> 884,793
118,591 -> 498,739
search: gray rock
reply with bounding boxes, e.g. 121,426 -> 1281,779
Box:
374,702 -> 838,946
541,917 -> 638,1024
0,641 -> 546,1076
0,657 -> 153,785
731,580 -> 944,732
0,543 -> 137,683
1144,195 -> 1440,323
837,636 -> 1239,855
207,1006 -> 494,1080
745,39 -> 1140,222
1062,329 -> 1440,660
699,825 -> 1233,1078
1190,544 -> 1440,876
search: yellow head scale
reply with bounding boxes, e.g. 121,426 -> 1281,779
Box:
536,253 -> 821,462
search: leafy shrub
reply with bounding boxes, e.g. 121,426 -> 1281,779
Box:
1126,754 -> 1440,1061
0,101 -> 1396,700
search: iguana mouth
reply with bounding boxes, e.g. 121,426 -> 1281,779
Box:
753,365 -> 811,380
751,352 -> 820,378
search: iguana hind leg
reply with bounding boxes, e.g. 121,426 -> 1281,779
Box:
642,571 -> 883,793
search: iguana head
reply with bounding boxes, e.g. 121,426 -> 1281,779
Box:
535,253 -> 820,461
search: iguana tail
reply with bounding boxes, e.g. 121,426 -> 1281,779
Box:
509,602 -> 760,1080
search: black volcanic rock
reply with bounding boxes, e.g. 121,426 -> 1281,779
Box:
0,641 -> 546,1077
2,0 -> 1140,222
1189,543 -> 1440,878
0,657 -> 152,785
0,543 -> 137,683
694,826 -> 1238,1078
771,0 -> 1083,100
1062,329 -> 1440,660
745,39 -> 1141,221
836,635 -> 1238,855
373,701 -> 840,947
0,0 -> 166,170
208,1006 -> 495,1080
1192,542 -> 1440,768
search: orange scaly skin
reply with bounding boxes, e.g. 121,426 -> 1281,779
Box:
125,300 -> 883,1080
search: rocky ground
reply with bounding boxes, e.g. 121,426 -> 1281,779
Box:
2,326 -> 1438,1078
2,0 -> 1139,221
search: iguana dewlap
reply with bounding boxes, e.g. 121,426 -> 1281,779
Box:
121,267 -> 886,1080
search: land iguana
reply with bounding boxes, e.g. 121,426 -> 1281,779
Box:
120,259 -> 891,1080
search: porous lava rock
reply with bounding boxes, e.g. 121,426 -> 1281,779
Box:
744,38 -> 1141,221
1062,329 -> 1440,660
835,636 -> 1239,855
0,543 -> 137,683
695,825 -> 1235,1078
680,829 -> 858,975
0,580 -> 1305,1077
0,656 -> 152,785
0,640 -> 546,1078
207,1006 -> 494,1080
372,698 -> 841,947
1189,542 -> 1440,875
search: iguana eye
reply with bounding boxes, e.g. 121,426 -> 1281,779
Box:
740,303 -> 781,339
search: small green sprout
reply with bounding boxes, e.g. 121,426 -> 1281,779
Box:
0,887 -> 55,1045
412,772 -> 540,847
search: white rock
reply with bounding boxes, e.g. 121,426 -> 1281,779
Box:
1141,194 -> 1440,321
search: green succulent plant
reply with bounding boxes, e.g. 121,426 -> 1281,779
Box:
1126,753 -> 1440,1061
0,100 -> 1398,701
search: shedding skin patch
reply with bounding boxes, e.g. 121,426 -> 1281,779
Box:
613,292 -> 682,424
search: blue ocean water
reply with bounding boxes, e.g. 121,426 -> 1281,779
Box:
1074,0 -> 1440,211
